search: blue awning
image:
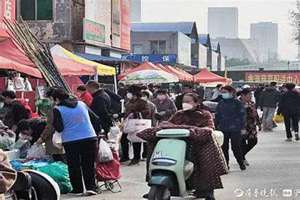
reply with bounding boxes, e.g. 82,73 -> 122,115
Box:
76,53 -> 131,62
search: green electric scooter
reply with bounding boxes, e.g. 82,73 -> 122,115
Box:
147,129 -> 194,200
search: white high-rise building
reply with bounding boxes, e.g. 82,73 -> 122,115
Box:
131,0 -> 141,22
250,22 -> 278,63
208,7 -> 239,39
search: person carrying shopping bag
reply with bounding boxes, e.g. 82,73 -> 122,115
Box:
121,85 -> 151,165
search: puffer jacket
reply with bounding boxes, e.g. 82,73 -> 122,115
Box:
259,87 -> 280,108
215,98 -> 246,132
278,90 -> 300,115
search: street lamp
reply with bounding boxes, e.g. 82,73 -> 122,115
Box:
288,61 -> 290,71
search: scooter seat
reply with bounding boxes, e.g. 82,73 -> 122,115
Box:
184,161 -> 194,180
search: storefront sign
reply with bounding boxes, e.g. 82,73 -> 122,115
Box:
120,0 -> 130,51
122,54 -> 177,64
83,18 -> 105,44
0,0 -> 15,36
111,0 -> 121,48
245,72 -> 300,84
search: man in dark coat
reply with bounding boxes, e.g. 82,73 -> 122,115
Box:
259,82 -> 280,131
278,83 -> 300,141
86,81 -> 112,135
1,90 -> 30,132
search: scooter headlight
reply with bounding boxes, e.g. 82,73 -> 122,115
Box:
151,158 -> 177,166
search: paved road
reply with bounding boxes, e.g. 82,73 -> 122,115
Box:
62,125 -> 300,200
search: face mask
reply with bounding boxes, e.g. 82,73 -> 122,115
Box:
222,93 -> 232,99
127,93 -> 133,99
141,97 -> 148,101
182,103 -> 194,111
0,102 -> 4,109
157,95 -> 166,101
19,133 -> 32,141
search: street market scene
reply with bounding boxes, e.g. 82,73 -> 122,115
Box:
0,0 -> 300,200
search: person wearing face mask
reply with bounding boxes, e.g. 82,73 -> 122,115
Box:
152,90 -> 177,122
238,89 -> 261,166
47,87 -> 98,196
168,92 -> 216,199
169,93 -> 214,129
122,86 -> 151,165
215,86 -> 247,171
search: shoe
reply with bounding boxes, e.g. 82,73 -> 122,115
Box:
286,138 -> 293,142
85,190 -> 97,196
70,190 -> 83,196
240,164 -> 246,171
142,193 -> 149,199
295,134 -> 299,141
128,159 -> 140,166
243,159 -> 250,166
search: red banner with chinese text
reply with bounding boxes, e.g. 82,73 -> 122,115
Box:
245,72 -> 300,85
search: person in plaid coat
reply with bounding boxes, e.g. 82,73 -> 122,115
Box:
238,89 -> 261,166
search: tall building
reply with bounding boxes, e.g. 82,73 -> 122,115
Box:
131,0 -> 141,22
208,7 -> 239,39
250,22 -> 278,63
17,0 -> 131,57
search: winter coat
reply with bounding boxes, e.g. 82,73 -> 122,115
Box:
138,123 -> 228,191
125,98 -> 151,120
3,100 -> 30,129
0,149 -> 17,197
215,98 -> 246,132
169,106 -> 214,129
79,91 -> 93,107
259,87 -> 280,108
241,101 -> 261,138
90,89 -> 112,133
278,90 -> 300,116
152,98 -> 177,121
40,108 -> 64,155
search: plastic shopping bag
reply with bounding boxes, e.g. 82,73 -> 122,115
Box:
26,144 -> 46,159
273,114 -> 284,123
98,139 -> 113,163
212,130 -> 224,146
52,132 -> 63,149
37,162 -> 72,194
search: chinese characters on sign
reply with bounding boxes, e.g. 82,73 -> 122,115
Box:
122,54 -> 177,64
83,18 -> 106,44
245,72 -> 300,84
234,188 -> 300,199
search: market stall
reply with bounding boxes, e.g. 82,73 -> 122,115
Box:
193,68 -> 232,86
118,61 -> 179,84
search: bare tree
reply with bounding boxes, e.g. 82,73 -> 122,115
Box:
290,0 -> 300,59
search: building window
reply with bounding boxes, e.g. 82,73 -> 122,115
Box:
132,44 -> 143,54
150,40 -> 166,54
21,0 -> 53,20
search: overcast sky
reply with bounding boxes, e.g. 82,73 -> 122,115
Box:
141,0 -> 297,61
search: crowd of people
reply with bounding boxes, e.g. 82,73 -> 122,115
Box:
0,80 -> 299,199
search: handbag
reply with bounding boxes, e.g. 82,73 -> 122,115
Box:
52,132 -> 63,149
124,113 -> 151,143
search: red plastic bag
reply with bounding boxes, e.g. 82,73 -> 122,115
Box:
96,151 -> 121,181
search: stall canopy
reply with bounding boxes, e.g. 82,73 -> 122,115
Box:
0,38 -> 97,77
119,61 -> 179,84
164,65 -> 193,82
194,68 -> 231,85
51,45 -> 116,76
118,61 -> 162,80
